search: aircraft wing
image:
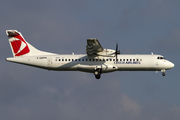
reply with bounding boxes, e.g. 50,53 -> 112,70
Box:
86,38 -> 103,56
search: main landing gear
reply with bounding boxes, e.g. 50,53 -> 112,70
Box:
94,68 -> 102,79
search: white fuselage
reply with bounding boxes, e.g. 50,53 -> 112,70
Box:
6,54 -> 174,73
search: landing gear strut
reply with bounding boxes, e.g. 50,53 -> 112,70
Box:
94,68 -> 102,79
161,69 -> 166,76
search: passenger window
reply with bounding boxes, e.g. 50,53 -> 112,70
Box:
86,59 -> 88,61
96,59 -> 98,61
59,59 -> 61,61
103,59 -> 105,61
123,59 -> 125,61
127,59 -> 128,61
110,59 -> 112,61
72,59 -> 74,61
120,59 -> 122,61
89,59 -> 91,61
137,59 -> 138,61
69,59 -> 71,61
79,59 -> 81,61
133,59 -> 135,61
106,59 -> 108,61
130,59 -> 132,61
75,59 -> 77,61
62,59 -> 64,61
82,59 -> 84,61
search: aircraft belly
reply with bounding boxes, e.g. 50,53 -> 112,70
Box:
77,64 -> 95,72
76,64 -> 118,73
117,64 -> 159,71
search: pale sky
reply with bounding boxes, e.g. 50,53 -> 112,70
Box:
0,0 -> 180,120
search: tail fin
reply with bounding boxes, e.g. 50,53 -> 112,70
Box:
6,30 -> 30,57
6,30 -> 56,57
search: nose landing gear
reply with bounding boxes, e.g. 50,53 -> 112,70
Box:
162,72 -> 165,76
161,69 -> 166,76
94,68 -> 102,79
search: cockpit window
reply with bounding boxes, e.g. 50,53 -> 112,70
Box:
157,57 -> 165,60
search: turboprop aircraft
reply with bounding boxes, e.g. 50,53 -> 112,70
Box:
6,30 -> 174,79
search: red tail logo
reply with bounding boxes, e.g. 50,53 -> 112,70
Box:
10,35 -> 30,56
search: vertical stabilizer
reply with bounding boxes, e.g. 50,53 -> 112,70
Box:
6,30 -> 56,57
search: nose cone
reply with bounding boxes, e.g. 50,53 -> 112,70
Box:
169,62 -> 175,68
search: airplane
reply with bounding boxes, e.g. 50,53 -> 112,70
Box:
6,30 -> 174,79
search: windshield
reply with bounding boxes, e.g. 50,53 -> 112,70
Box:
157,57 -> 165,60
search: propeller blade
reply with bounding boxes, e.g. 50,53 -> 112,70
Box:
116,43 -> 118,52
115,43 -> 120,55
115,43 -> 120,63
115,52 -> 117,63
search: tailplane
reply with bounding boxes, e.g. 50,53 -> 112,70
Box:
6,30 -> 56,57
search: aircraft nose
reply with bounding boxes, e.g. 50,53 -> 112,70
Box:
169,62 -> 175,68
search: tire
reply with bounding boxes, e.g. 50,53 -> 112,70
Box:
162,73 -> 165,76
95,74 -> 101,79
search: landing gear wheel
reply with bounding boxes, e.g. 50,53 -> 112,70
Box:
162,73 -> 165,76
94,68 -> 102,79
95,74 -> 101,79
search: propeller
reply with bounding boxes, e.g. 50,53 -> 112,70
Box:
115,43 -> 120,63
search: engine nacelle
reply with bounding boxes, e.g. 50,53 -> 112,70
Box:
96,49 -> 116,57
